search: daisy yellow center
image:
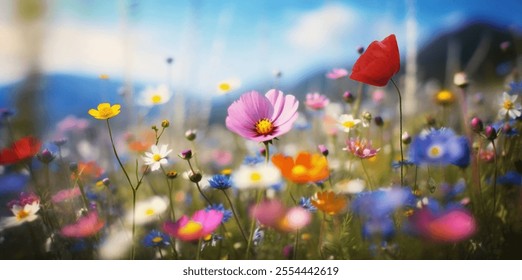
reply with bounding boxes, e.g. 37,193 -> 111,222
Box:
250,172 -> 262,182
428,145 -> 443,158
152,236 -> 163,243
503,100 -> 514,110
342,121 -> 356,128
16,209 -> 29,221
255,119 -> 274,135
436,91 -> 454,102
218,83 -> 231,92
179,220 -> 203,236
291,165 -> 308,176
151,94 -> 163,104
153,154 -> 162,162
145,208 -> 155,216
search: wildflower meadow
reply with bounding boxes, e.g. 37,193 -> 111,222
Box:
1,1 -> 522,263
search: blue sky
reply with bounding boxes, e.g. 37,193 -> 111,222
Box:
1,0 -> 521,95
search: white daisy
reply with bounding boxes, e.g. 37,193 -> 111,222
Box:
217,78 -> 241,94
337,114 -> 361,133
0,202 -> 40,231
143,144 -> 172,171
126,196 -> 168,225
499,92 -> 521,120
138,84 -> 172,106
232,164 -> 281,190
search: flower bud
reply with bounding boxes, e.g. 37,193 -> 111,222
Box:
374,116 -> 384,127
502,123 -> 513,134
102,178 -> 111,187
362,111 -> 372,122
166,57 -> 174,64
161,120 -> 170,128
470,117 -> 483,133
401,132 -> 412,145
185,129 -> 197,141
317,144 -> 329,157
485,125 -> 497,141
189,171 -> 202,183
166,170 -> 178,179
343,91 -> 355,104
426,115 -> 436,126
179,149 -> 193,160
151,125 -> 158,131
37,149 -> 55,164
357,46 -> 365,55
453,72 -> 469,88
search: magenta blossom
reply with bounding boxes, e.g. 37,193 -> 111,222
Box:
61,212 -> 105,238
343,138 -> 380,159
326,68 -> 348,80
163,209 -> 223,241
52,187 -> 81,203
226,90 -> 299,142
305,93 -> 329,110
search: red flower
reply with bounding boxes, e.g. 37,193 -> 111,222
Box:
350,34 -> 400,87
0,136 -> 42,165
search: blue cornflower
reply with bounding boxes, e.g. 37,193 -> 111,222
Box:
206,203 -> 232,222
253,227 -> 264,246
299,197 -> 317,212
142,230 -> 170,248
409,128 -> 470,168
208,174 -> 232,190
0,174 -> 29,195
509,81 -> 522,95
391,159 -> 415,169
497,171 -> 522,186
362,216 -> 395,239
352,187 -> 416,218
243,156 -> 264,166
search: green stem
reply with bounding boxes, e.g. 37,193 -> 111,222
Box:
293,230 -> 299,260
196,238 -> 203,260
106,119 -> 134,188
491,140 -> 498,219
186,159 -> 212,205
158,247 -> 164,259
263,141 -> 270,164
352,82 -> 364,117
245,190 -> 262,259
76,177 -> 90,210
360,159 -> 374,191
131,188 -> 137,260
222,190 -> 249,245
391,79 -> 404,187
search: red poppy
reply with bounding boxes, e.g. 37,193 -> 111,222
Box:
350,34 -> 400,87
0,136 -> 42,165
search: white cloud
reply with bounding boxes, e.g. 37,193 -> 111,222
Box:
287,3 -> 358,51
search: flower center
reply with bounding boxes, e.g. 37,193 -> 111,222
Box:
16,209 -> 29,221
151,94 -> 163,104
437,91 -> 453,102
342,121 -> 356,128
179,220 -> 203,236
145,208 -> 155,216
291,165 -> 308,176
504,100 -> 514,110
255,119 -> 274,135
428,145 -> 443,158
250,172 -> 262,182
99,107 -> 113,118
152,236 -> 163,243
153,154 -> 162,162
218,83 -> 231,92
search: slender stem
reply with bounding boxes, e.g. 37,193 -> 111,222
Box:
263,141 -> 270,164
196,238 -> 203,260
293,230 -> 299,260
76,177 -> 90,210
491,140 -> 498,219
391,79 -> 404,186
360,159 -> 374,191
161,167 -> 176,221
186,159 -> 212,205
245,190 -> 262,259
352,82 -> 364,117
106,119 -> 134,187
158,247 -> 164,259
131,188 -> 137,260
222,190 -> 249,245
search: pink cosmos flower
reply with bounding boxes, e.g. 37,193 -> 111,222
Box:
343,138 -> 380,159
410,208 -> 476,242
163,209 -> 223,241
305,93 -> 330,110
326,68 -> 348,80
225,90 -> 299,142
61,212 -> 105,238
52,187 -> 81,203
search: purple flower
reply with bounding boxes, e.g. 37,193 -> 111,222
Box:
305,93 -> 329,110
225,90 -> 299,142
326,68 -> 348,80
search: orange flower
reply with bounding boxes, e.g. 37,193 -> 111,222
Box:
311,191 -> 347,215
272,152 -> 329,184
72,161 -> 104,181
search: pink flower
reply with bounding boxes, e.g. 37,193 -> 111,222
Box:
410,208 -> 476,242
52,187 -> 81,203
61,212 -> 105,238
163,209 -> 223,241
225,90 -> 299,142
250,199 -> 311,232
305,93 -> 329,110
343,138 -> 380,159
326,68 -> 348,80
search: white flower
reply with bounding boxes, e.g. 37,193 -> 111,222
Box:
0,202 -> 40,231
217,78 -> 241,94
498,92 -> 521,119
99,225 -> 132,259
143,144 -> 172,171
335,179 -> 366,194
232,164 -> 281,190
138,84 -> 171,106
126,196 -> 168,225
337,114 -> 361,133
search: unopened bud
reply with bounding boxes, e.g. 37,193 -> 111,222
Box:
317,145 -> 329,157
161,120 -> 170,128
185,129 -> 197,141
485,126 -> 497,141
374,116 -> 384,127
189,171 -> 202,183
470,117 -> 483,133
402,132 -> 412,145
343,91 -> 355,104
362,111 -> 372,122
357,46 -> 365,55
166,170 -> 178,179
179,149 -> 193,160
37,149 -> 55,164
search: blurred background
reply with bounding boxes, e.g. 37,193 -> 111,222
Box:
0,0 -> 521,136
